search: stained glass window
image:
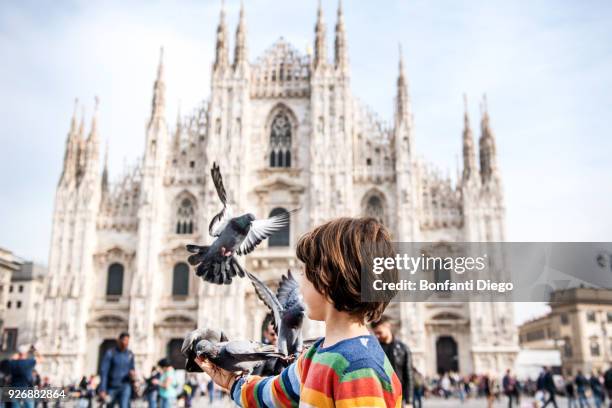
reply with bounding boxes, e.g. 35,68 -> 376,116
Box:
176,198 -> 195,234
269,112 -> 292,168
106,263 -> 124,296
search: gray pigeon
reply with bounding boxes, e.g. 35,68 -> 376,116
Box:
247,270 -> 305,356
187,162 -> 298,284
181,328 -> 229,372
196,339 -> 285,374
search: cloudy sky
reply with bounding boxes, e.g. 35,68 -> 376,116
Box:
1,0 -> 611,324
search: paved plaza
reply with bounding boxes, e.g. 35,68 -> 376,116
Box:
42,394 -> 594,407
419,396 -> 572,407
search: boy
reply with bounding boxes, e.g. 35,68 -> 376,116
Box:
197,217 -> 403,407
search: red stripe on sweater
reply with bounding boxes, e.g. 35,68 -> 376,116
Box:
335,375 -> 385,399
302,361 -> 340,396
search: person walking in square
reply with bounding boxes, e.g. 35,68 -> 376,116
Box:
98,332 -> 135,408
157,359 -> 178,408
576,370 -> 591,408
8,344 -> 41,408
604,366 -> 612,408
503,369 -> 520,408
590,371 -> 604,408
371,315 -> 414,407
143,366 -> 160,408
565,376 -> 577,408
542,366 -> 559,408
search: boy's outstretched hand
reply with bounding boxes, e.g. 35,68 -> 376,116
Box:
195,356 -> 241,391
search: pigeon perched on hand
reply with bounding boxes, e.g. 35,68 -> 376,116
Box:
247,270 -> 305,356
196,339 -> 285,374
181,328 -> 229,372
187,162 -> 298,284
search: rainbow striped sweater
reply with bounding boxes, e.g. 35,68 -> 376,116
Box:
230,335 -> 403,407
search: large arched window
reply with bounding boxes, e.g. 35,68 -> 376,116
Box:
172,262 -> 189,296
434,267 -> 451,286
590,337 -> 600,357
176,198 -> 195,234
268,207 -> 290,247
563,337 -> 573,358
269,111 -> 292,168
106,263 -> 124,296
425,243 -> 454,294
364,195 -> 385,225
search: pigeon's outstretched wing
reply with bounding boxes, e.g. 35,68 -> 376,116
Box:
275,270 -> 306,355
246,271 -> 283,333
186,244 -> 210,266
196,340 -> 285,373
211,162 -> 227,204
276,270 -> 302,311
208,162 -> 233,237
181,328 -> 229,372
223,341 -> 284,361
237,209 -> 299,255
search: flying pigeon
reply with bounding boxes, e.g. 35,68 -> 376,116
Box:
247,270 -> 306,356
186,162 -> 298,284
181,328 -> 229,372
195,339 -> 286,374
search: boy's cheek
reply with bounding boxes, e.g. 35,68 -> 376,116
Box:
300,280 -> 322,314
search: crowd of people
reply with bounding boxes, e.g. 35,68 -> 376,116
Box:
370,310 -> 612,408
66,368 -> 226,408
535,367 -> 612,408
75,332 -> 229,408
0,344 -> 48,408
3,327 -> 612,407
396,366 -> 612,408
4,328 -> 612,407
0,333 -> 229,408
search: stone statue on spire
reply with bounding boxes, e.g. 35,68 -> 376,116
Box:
314,0 -> 327,69
214,0 -> 229,71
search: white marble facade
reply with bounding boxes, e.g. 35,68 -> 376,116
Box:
37,2 -> 518,383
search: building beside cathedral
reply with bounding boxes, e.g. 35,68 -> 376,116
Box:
519,288 -> 612,376
37,2 -> 518,381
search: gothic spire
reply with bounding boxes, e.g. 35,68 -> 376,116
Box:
60,99 -> 81,185
314,0 -> 327,69
233,1 -> 248,69
462,94 -> 477,182
173,103 -> 182,151
69,98 -> 79,136
76,105 -> 86,183
214,0 -> 229,71
88,96 -> 99,142
395,44 -> 411,124
149,48 -> 166,126
479,94 -> 498,182
334,0 -> 348,72
83,96 -> 101,171
78,104 -> 85,139
101,141 -> 109,193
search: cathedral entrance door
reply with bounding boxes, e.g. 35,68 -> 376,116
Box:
436,336 -> 458,374
167,338 -> 186,369
98,339 -> 117,372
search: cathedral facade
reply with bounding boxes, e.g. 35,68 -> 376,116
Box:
38,2 -> 518,382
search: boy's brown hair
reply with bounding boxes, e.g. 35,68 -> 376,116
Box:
296,217 -> 397,322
